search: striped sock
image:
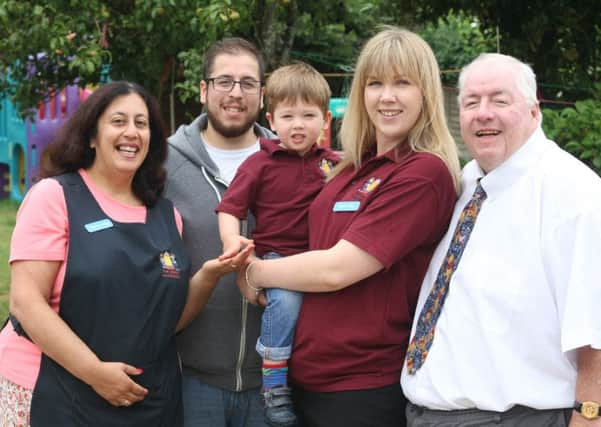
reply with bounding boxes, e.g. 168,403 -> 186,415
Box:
262,360 -> 288,389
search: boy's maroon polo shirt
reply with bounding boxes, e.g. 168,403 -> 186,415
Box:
217,138 -> 339,257
289,145 -> 456,392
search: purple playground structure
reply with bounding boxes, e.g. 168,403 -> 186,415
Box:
0,85 -> 82,202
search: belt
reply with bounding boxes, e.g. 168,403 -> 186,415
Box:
407,401 -> 570,423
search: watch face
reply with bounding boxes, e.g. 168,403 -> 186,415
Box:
582,401 -> 600,420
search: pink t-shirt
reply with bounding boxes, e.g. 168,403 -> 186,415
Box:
0,169 -> 182,388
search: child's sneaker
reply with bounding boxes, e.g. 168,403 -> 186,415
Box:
262,385 -> 297,426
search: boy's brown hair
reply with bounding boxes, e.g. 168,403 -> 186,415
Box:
265,62 -> 331,116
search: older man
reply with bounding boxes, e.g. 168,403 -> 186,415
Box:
401,53 -> 601,427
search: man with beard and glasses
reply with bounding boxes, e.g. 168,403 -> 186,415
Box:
165,38 -> 274,427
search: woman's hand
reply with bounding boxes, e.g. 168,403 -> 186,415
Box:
206,242 -> 255,278
237,259 -> 267,306
176,242 -> 256,331
219,235 -> 254,260
87,361 -> 148,407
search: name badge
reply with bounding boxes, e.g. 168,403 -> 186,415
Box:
333,201 -> 360,212
84,219 -> 114,233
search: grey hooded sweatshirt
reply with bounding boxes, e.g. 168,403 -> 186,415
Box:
165,113 -> 274,391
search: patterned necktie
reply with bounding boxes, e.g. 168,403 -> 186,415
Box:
405,182 -> 487,374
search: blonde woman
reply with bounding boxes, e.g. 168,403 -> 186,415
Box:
238,27 -> 460,427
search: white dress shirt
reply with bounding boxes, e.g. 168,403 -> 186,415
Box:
401,126 -> 601,411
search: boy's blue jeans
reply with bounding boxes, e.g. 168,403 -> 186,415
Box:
255,252 -> 303,361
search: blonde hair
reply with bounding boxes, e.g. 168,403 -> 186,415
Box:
332,26 -> 460,192
265,62 -> 331,116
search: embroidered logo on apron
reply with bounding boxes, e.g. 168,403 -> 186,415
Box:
160,251 -> 181,279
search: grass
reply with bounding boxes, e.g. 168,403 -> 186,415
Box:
0,198 -> 19,321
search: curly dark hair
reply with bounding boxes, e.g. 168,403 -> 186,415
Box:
40,81 -> 167,207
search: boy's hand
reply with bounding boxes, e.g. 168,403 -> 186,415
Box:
205,242 -> 255,278
220,235 -> 253,260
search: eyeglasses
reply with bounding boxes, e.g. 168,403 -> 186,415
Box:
207,76 -> 262,94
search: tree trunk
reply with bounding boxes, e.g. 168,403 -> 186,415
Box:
256,0 -> 299,70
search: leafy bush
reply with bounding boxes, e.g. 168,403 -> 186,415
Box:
420,10 -> 496,85
542,85 -> 601,175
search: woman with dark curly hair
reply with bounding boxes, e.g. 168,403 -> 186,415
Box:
0,81 -> 251,426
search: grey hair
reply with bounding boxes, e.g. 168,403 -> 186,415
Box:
458,53 -> 538,108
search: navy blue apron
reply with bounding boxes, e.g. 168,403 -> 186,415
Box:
30,173 -> 190,426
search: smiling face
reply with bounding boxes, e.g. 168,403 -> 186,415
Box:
363,73 -> 423,153
459,60 -> 540,173
89,93 -> 150,180
266,99 -> 330,156
200,52 -> 264,141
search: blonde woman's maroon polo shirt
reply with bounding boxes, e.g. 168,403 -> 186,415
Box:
289,146 -> 456,392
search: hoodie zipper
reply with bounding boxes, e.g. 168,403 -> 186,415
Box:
202,166 -> 249,392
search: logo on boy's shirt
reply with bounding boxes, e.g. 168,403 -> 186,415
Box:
319,158 -> 335,177
160,251 -> 181,279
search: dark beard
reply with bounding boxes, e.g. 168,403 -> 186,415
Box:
206,104 -> 260,139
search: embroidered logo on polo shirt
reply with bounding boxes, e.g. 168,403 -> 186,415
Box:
319,158 -> 335,177
358,177 -> 381,195
160,251 -> 181,279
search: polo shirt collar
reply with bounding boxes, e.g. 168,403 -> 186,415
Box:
466,126 -> 550,198
364,142 -> 413,164
260,137 -> 322,157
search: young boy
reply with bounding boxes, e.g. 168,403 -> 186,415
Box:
216,62 -> 338,427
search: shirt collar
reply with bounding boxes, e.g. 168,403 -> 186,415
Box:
364,142 -> 413,164
260,137 -> 321,157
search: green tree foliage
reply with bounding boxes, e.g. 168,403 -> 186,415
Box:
543,85 -> 601,175
177,0 -> 401,102
1,0 -> 396,116
0,0 -> 254,116
2,0 -> 597,122
415,0 -> 601,101
419,10 -> 496,85
174,0 -> 255,103
0,1 -> 110,116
